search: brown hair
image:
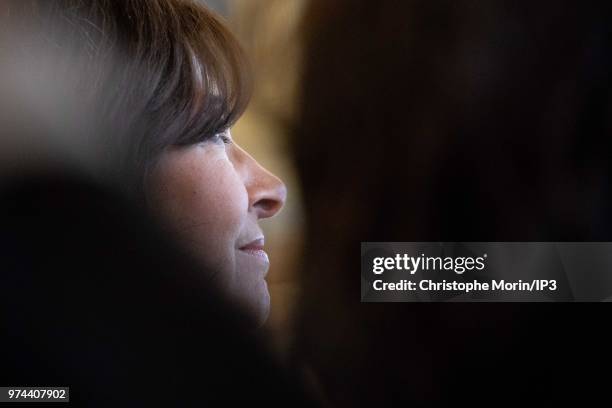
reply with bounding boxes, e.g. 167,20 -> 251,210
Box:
1,0 -> 251,196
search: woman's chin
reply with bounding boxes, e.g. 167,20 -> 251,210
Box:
225,274 -> 270,328
232,250 -> 271,326
246,279 -> 271,328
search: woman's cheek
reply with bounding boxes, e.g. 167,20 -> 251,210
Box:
147,146 -> 249,285
181,152 -> 248,274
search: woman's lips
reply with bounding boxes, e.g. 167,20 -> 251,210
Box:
238,238 -> 269,263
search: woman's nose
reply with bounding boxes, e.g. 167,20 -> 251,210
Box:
249,168 -> 287,219
233,144 -> 287,219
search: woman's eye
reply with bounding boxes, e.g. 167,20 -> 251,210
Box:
196,132 -> 232,148
213,132 -> 232,145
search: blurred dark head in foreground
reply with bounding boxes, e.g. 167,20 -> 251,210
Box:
293,1 -> 612,406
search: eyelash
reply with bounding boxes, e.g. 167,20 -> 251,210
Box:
214,132 -> 232,145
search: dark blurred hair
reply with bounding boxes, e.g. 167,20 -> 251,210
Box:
1,0 -> 251,197
293,1 -> 612,406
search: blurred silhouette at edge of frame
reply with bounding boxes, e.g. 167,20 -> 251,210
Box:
292,1 -> 612,406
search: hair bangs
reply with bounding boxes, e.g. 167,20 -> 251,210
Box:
168,2 -> 252,147
3,0 -> 253,196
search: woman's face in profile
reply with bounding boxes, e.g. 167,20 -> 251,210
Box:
147,130 -> 286,325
